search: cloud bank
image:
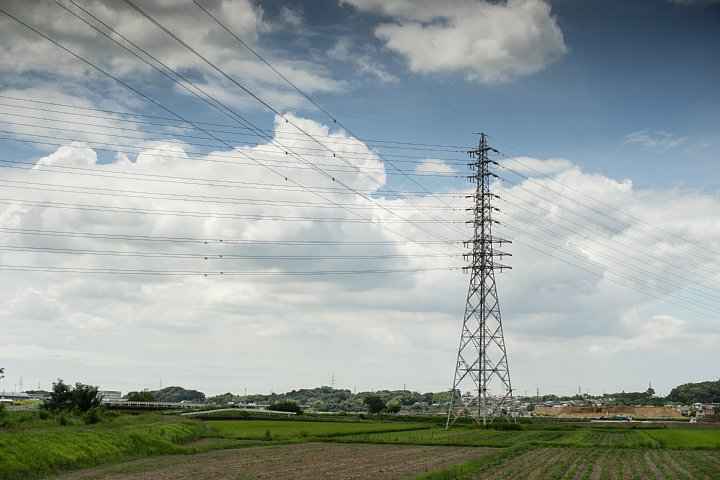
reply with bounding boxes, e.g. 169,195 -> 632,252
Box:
2,119 -> 719,396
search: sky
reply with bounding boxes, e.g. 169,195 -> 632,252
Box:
0,0 -> 718,398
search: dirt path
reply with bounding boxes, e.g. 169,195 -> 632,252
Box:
47,443 -> 494,480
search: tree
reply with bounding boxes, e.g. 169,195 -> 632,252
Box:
0,367 -> 4,379
268,400 -> 302,414
363,394 -> 386,414
667,381 -> 720,404
386,400 -> 401,414
153,386 -> 205,403
44,379 -> 102,413
71,383 -> 103,412
127,390 -> 155,402
44,379 -> 73,412
207,392 -> 236,405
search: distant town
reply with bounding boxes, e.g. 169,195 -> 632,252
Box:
3,379 -> 718,422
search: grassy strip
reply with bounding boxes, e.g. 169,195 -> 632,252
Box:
206,419 -> 427,439
409,442 -> 534,480
645,428 -> 720,449
0,416 -> 218,480
316,427 -> 569,447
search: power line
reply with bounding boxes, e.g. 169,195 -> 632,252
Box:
502,225 -> 720,319
499,191 -> 720,304
31,2 -> 467,249
500,210 -> 720,313
498,179 -> 720,292
0,121 -> 461,176
496,152 -> 720,268
0,226 -> 459,246
0,263 -> 459,277
498,159 -> 720,272
0,109 -> 468,165
102,0 -> 468,242
0,197 -> 462,224
192,0 -> 467,229
0,94 -> 473,151
0,177 -> 459,211
0,244 -> 459,261
0,9 -> 460,256
0,157 -> 459,198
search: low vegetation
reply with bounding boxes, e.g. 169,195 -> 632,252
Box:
206,419 -> 427,440
0,412 -> 214,480
2,403 -> 720,479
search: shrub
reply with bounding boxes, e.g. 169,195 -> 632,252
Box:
83,407 -> 102,424
268,401 -> 302,415
489,422 -> 523,431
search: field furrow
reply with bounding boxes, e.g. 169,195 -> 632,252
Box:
48,443 -> 494,480
662,451 -> 696,480
476,447 -> 548,480
641,450 -> 665,479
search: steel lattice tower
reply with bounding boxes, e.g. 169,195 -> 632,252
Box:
446,133 -> 513,428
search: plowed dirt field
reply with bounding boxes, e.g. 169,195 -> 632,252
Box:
47,443 -> 495,480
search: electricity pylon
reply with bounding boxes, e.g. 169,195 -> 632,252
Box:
446,133 -> 513,428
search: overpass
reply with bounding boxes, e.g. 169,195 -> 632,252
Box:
101,400 -> 204,410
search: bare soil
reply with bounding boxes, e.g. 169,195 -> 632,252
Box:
46,443 -> 494,480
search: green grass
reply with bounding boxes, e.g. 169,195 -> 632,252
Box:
0,414 -> 214,480
206,419 -> 426,439
645,428 -> 720,449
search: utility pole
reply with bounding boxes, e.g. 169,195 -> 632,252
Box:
447,133 -> 513,428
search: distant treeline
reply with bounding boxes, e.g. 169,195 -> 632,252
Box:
119,380 -> 720,411
207,386 -> 453,413
125,386 -> 205,403
666,380 -> 720,404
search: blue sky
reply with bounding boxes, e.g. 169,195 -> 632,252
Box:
0,0 -> 718,398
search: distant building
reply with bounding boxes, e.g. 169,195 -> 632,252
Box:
695,403 -> 718,418
0,392 -> 30,401
100,390 -> 123,402
25,390 -> 50,401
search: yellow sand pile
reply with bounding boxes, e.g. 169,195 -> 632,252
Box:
532,405 -> 683,419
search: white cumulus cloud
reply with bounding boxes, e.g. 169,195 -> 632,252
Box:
342,0 -> 567,83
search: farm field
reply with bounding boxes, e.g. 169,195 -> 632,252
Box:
3,411 -> 720,480
577,429 -> 660,448
46,443 -> 496,480
206,419 -> 427,439
330,426 -> 568,446
474,446 -> 720,480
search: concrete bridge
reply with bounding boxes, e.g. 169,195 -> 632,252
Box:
101,400 -> 203,410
